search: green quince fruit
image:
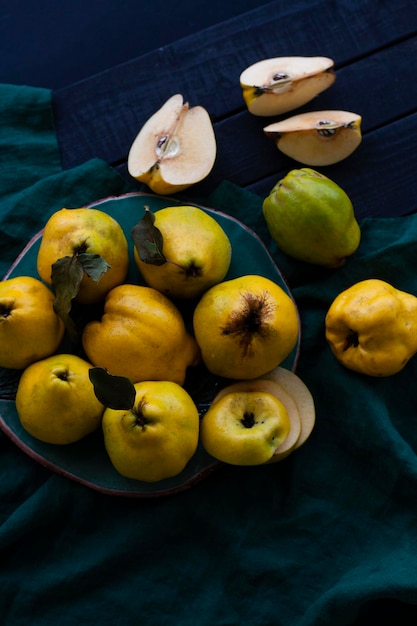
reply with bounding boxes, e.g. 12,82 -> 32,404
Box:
262,168 -> 361,268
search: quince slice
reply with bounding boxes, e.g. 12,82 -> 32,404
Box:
240,56 -> 335,116
263,110 -> 362,165
260,367 -> 315,454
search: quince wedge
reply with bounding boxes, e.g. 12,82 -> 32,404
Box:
260,366 -> 316,459
240,56 -> 335,116
264,110 -> 362,166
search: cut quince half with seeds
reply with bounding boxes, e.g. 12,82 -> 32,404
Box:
264,110 -> 362,165
240,56 -> 335,116
127,94 -> 217,195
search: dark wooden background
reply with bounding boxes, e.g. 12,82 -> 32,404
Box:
2,1 -> 416,221
41,0 -> 417,223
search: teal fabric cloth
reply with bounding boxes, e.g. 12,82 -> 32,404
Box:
2,84 -> 417,626
0,84 -> 135,279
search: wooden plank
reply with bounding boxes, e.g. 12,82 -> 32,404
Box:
0,0 -> 269,89
53,0 -> 417,171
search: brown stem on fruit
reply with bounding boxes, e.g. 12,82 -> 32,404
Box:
221,291 -> 274,357
133,398 -> 150,429
185,263 -> 201,278
343,329 -> 359,351
73,241 -> 89,256
241,411 -> 256,428
167,259 -> 202,278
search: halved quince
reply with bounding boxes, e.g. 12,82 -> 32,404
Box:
263,110 -> 362,165
240,56 -> 335,116
127,94 -> 217,195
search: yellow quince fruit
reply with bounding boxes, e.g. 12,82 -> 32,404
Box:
132,205 -> 232,299
201,383 -> 291,465
82,284 -> 200,385
15,353 -> 105,444
37,207 -> 129,305
325,278 -> 417,376
0,276 -> 65,369
205,368 -> 315,465
101,379 -> 200,482
193,274 -> 299,379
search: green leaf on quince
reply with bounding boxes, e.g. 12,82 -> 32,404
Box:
78,252 -> 111,282
88,366 -> 136,410
51,252 -> 110,343
131,206 -> 166,265
51,255 -> 84,343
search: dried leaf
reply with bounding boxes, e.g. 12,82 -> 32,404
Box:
131,207 -> 166,265
78,252 -> 111,282
51,255 -> 84,343
88,367 -> 136,410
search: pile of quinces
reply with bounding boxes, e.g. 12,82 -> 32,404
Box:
0,203 -> 316,483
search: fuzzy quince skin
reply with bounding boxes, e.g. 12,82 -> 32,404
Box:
201,386 -> 291,465
325,279 -> 417,376
102,380 -> 200,482
193,274 -> 299,379
133,205 -> 232,299
16,354 -> 104,444
263,168 -> 360,268
0,276 -> 65,369
37,207 -> 129,305
82,284 -> 200,385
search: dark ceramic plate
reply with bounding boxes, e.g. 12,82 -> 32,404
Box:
0,193 -> 300,497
